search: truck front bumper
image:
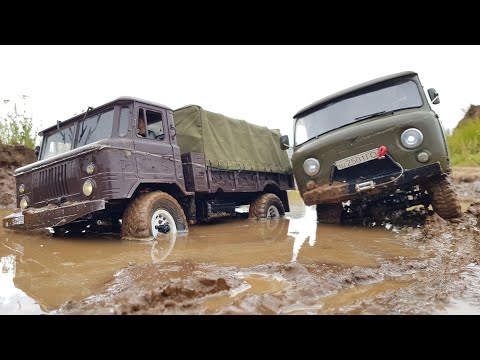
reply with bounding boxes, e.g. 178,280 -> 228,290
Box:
301,162 -> 443,206
2,199 -> 105,230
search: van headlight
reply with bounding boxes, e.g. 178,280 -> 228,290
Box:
82,179 -> 95,197
303,158 -> 320,176
20,196 -> 29,209
19,184 -> 25,194
401,128 -> 423,149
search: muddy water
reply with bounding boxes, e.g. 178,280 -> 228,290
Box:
0,200 -> 423,315
0,223 -> 163,314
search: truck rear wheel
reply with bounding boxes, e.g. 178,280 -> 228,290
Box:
249,193 -> 285,219
316,203 -> 343,224
428,175 -> 462,220
122,191 -> 188,241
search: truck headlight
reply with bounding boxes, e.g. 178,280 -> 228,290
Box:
401,128 -> 423,149
82,179 -> 95,196
20,196 -> 29,209
19,184 -> 25,194
303,158 -> 320,176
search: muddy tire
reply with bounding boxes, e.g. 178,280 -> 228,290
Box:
121,191 -> 187,241
428,175 -> 462,220
249,193 -> 285,219
316,203 -> 343,224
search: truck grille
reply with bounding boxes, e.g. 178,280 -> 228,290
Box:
34,164 -> 69,200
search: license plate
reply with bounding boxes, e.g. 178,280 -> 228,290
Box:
335,148 -> 379,170
12,215 -> 24,225
4,213 -> 24,227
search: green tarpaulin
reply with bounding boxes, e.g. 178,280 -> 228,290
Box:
174,105 -> 292,173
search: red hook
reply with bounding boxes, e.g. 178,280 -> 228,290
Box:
378,146 -> 387,158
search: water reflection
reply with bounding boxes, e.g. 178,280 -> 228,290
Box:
288,205 -> 317,262
0,226 -> 177,313
0,254 -> 45,314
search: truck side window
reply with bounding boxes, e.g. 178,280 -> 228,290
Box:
145,110 -> 165,140
119,107 -> 129,137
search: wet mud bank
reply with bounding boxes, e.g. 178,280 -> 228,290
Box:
0,145 -> 35,208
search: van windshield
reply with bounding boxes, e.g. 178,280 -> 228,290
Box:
295,80 -> 423,146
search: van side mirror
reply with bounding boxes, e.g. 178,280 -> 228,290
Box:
279,135 -> 290,150
427,88 -> 440,104
34,145 -> 40,159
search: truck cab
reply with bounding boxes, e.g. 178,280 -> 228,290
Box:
3,97 -> 294,240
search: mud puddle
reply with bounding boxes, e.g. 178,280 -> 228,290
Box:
1,203 -> 421,314
0,223 -> 169,314
64,201 -> 480,315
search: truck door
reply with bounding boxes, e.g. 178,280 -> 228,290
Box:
166,110 -> 186,190
133,105 -> 176,181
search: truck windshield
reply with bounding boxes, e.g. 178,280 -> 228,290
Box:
295,80 -> 423,146
77,108 -> 114,147
40,108 -> 115,160
41,124 -> 75,160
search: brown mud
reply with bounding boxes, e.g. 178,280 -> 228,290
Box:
58,203 -> 480,314
0,145 -> 35,208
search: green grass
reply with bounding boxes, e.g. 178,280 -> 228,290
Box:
447,117 -> 480,166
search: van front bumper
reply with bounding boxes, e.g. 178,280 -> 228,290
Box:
301,162 -> 443,206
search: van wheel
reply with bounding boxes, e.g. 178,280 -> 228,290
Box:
317,203 -> 343,224
249,193 -> 285,219
122,191 -> 188,241
428,175 -> 462,220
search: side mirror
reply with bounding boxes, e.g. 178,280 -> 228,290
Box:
34,145 -> 40,159
427,88 -> 440,104
279,135 -> 290,150
170,125 -> 177,139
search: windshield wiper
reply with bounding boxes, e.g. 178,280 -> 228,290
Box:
56,120 -> 65,143
355,110 -> 393,121
79,106 -> 93,141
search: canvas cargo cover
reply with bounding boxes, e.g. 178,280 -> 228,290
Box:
174,105 -> 292,173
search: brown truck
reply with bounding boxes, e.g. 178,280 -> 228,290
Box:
2,97 -> 294,240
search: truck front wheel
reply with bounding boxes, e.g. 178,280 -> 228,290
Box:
249,193 -> 285,219
122,191 -> 188,241
428,175 -> 462,220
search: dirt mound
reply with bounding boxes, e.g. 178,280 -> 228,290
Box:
457,105 -> 480,128
451,167 -> 480,204
0,144 -> 36,208
61,262 -> 242,314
